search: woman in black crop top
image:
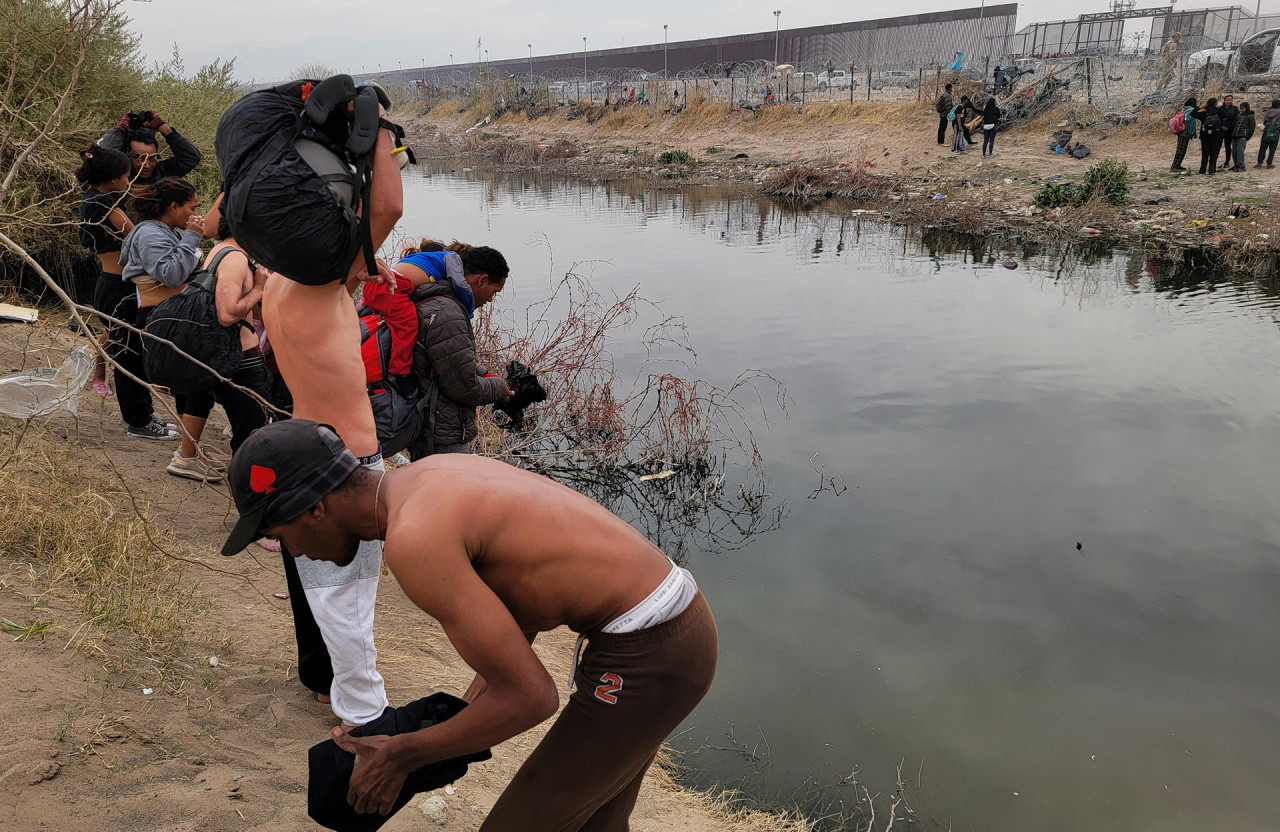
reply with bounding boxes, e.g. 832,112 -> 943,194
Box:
77,145 -> 175,441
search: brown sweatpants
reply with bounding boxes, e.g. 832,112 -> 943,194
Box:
479,592 -> 718,832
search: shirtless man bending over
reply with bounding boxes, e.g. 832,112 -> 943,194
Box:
221,420 -> 717,829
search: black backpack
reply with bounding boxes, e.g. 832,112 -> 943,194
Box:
215,75 -> 415,286
1202,112 -> 1223,137
358,313 -> 436,457
143,247 -> 248,393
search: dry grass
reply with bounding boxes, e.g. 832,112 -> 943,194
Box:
761,163 -> 901,201
0,428 -> 196,663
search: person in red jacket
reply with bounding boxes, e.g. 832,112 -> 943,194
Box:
360,268 -> 417,395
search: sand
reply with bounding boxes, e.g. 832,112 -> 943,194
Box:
0,317 -> 799,831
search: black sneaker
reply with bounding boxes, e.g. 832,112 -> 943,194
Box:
127,417 -> 179,441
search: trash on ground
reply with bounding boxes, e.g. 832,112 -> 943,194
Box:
0,346 -> 92,419
638,470 -> 676,482
0,303 -> 38,324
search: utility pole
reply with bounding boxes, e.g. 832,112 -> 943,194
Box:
977,0 -> 986,59
583,36 -> 588,77
664,24 -> 669,77
774,10 -> 782,66
528,44 -> 533,86
1256,0 -> 1263,35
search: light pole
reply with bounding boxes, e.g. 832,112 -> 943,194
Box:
977,0 -> 986,59
583,36 -> 588,78
528,44 -> 534,86
773,10 -> 782,67
664,24 -> 668,77
1256,0 -> 1263,35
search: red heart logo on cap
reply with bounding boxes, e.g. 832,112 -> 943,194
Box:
249,465 -> 276,494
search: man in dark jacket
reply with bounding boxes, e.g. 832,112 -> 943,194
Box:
1219,95 -> 1240,169
1231,101 -> 1256,171
99,109 -> 201,185
936,83 -> 954,145
394,246 -> 511,457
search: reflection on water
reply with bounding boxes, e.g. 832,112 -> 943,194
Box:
403,163 -> 1280,832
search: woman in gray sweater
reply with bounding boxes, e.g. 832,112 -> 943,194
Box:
118,178 -> 216,479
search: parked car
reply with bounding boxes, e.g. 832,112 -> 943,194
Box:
1187,45 -> 1234,72
1012,57 -> 1045,75
816,69 -> 858,91
870,70 -> 919,90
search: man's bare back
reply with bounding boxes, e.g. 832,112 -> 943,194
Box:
384,455 -> 675,635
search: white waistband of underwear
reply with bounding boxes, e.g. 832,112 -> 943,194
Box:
602,558 -> 698,634
568,559 -> 699,688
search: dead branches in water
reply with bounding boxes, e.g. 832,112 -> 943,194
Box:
472,247 -> 787,555
761,164 -> 901,202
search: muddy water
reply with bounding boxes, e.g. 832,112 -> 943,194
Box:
400,163 -> 1280,832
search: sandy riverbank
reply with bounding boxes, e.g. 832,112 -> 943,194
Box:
406,96 -> 1280,267
0,313 -> 802,832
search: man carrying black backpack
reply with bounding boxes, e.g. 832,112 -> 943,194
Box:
936,83 -> 954,146
1194,98 -> 1224,175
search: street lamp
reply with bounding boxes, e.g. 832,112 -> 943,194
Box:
528,44 -> 534,85
664,24 -> 668,78
583,36 -> 588,77
773,10 -> 782,67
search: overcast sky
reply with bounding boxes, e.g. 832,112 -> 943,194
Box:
123,0 -> 1271,81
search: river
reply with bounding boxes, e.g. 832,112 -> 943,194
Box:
401,163 -> 1280,832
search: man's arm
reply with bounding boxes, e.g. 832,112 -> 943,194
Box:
333,536 -> 557,815
421,305 -> 510,406
154,127 -> 202,179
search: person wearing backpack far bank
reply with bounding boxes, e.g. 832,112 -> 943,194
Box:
1169,97 -> 1197,172
1258,99 -> 1280,168
1193,98 -> 1225,175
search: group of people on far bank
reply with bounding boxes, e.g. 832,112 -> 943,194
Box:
935,83 -> 1004,158
1169,95 -> 1280,174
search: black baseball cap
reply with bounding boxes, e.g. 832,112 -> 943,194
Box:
221,420 -> 360,556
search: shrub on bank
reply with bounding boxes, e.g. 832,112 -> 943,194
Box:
1032,158 -> 1131,209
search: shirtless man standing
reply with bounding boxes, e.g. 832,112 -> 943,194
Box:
256,105 -> 404,729
221,420 -> 717,829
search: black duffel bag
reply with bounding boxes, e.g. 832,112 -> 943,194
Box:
143,247 -> 247,392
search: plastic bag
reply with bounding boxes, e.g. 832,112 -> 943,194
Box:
0,346 -> 93,419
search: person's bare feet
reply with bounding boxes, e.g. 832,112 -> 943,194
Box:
316,692 -> 331,704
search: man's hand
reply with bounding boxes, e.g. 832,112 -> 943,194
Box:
117,112 -> 133,131
331,729 -> 410,816
140,110 -> 165,130
354,257 -> 395,290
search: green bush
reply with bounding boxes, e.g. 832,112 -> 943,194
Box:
1031,159 -> 1130,209
658,150 -> 694,164
1079,158 -> 1130,205
1032,182 -> 1080,209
